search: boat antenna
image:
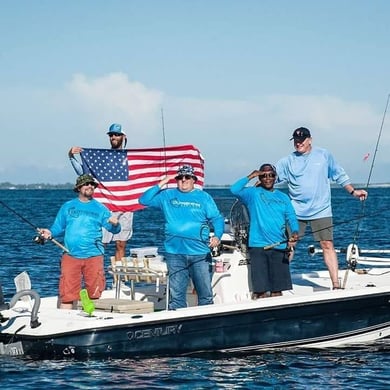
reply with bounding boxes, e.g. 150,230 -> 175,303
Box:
0,199 -> 68,252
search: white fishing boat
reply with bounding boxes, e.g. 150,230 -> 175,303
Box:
1,202 -> 389,359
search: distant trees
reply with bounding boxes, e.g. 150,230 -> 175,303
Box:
0,182 -> 74,190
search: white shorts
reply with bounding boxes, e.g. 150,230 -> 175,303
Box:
102,211 -> 133,244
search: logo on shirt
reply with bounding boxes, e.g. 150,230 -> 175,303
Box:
171,198 -> 201,208
68,207 -> 99,219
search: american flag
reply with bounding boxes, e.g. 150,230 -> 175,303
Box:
80,144 -> 205,212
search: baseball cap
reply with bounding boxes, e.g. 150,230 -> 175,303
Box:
259,163 -> 276,172
290,127 -> 311,141
107,123 -> 126,136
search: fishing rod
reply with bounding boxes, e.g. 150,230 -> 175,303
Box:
163,205 -> 385,253
0,199 -> 69,253
343,94 -> 390,288
266,95 -> 390,253
352,93 -> 390,244
263,207 -> 388,250
365,93 -> 389,190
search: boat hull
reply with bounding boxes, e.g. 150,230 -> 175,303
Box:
1,290 -> 389,359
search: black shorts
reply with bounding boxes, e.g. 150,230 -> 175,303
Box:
249,247 -> 292,293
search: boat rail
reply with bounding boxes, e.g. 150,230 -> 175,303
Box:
108,256 -> 167,300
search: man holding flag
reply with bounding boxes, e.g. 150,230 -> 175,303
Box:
68,123 -> 206,264
68,123 -> 133,262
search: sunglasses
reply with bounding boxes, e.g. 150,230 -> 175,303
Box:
176,175 -> 193,180
109,133 -> 123,137
83,182 -> 96,187
259,173 -> 276,179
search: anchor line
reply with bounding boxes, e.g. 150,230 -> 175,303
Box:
0,199 -> 68,252
352,93 -> 390,245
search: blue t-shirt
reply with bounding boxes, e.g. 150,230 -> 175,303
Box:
50,198 -> 121,258
139,185 -> 224,255
230,177 -> 299,250
276,146 -> 351,219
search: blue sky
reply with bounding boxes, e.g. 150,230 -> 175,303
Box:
1,0 -> 389,185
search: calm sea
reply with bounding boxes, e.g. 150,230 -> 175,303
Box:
0,188 -> 389,389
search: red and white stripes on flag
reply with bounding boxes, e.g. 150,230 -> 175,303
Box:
80,144 -> 205,212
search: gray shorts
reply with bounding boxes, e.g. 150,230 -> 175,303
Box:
298,217 -> 333,241
102,211 -> 133,244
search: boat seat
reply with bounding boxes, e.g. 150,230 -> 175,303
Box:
77,298 -> 154,314
92,298 -> 154,314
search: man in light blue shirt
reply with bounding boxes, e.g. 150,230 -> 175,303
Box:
276,127 -> 368,289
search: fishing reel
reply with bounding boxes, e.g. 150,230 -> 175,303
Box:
346,243 -> 359,272
209,232 -> 221,257
211,245 -> 221,257
33,235 -> 45,245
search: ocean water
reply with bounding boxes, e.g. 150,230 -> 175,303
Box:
0,188 -> 389,389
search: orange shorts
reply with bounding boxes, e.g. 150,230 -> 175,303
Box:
59,254 -> 106,304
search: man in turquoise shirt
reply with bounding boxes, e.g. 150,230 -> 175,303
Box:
40,174 -> 121,309
140,165 -> 224,309
231,163 -> 299,298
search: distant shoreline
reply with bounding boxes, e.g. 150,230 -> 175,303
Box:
1,183 -> 389,190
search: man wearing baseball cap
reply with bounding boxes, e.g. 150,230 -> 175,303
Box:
231,163 -> 299,299
68,123 -> 133,263
276,127 -> 368,290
